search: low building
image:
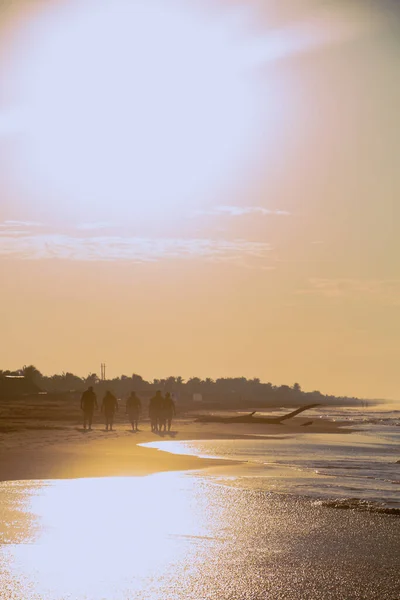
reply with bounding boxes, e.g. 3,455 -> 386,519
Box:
0,376 -> 42,398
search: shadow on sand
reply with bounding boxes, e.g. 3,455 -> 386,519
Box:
153,430 -> 178,438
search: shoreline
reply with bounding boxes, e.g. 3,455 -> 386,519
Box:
1,417 -> 399,520
0,415 -> 352,482
140,437 -> 400,517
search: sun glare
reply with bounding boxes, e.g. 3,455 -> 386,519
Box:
13,475 -> 216,598
1,0 -> 371,226
5,1 -> 265,224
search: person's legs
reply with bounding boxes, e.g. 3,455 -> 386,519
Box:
84,410 -> 92,430
109,415 -> 114,431
167,418 -> 172,432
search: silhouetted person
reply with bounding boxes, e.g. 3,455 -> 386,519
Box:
158,394 -> 167,433
126,391 -> 141,431
164,392 -> 176,432
149,390 -> 163,432
102,390 -> 118,431
80,385 -> 98,430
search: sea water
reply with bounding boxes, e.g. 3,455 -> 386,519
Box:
144,405 -> 400,511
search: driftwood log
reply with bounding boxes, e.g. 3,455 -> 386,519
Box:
195,404 -> 319,424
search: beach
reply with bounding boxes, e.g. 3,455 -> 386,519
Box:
0,394 -> 352,481
0,404 -> 399,599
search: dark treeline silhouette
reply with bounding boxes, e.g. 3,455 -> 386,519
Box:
0,365 -> 366,407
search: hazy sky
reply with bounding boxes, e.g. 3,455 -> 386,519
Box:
0,0 -> 399,399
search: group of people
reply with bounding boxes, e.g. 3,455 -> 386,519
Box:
80,386 -> 175,433
148,390 -> 176,433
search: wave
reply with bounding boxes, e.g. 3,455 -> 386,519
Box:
312,497 -> 400,516
339,418 -> 400,426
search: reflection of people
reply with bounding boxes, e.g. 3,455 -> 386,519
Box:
149,390 -> 163,432
164,392 -> 176,432
80,386 -> 98,430
126,391 -> 141,431
102,391 -> 118,431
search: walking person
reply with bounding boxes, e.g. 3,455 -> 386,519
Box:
158,394 -> 168,434
102,390 -> 118,431
164,392 -> 176,433
80,385 -> 98,430
126,391 -> 141,432
149,390 -> 163,433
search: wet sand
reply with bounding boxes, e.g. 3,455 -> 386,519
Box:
0,413 -> 349,481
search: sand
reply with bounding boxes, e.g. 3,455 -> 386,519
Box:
0,401 -> 350,481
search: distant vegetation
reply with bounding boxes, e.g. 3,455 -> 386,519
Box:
0,365 -> 364,407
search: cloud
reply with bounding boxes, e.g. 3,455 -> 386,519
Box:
253,6 -> 378,67
298,278 -> 400,305
193,206 -> 291,218
76,222 -> 116,231
0,220 -> 43,228
0,223 -> 271,265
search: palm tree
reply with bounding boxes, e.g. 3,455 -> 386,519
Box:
187,377 -> 201,391
85,373 -> 99,387
22,365 -> 42,383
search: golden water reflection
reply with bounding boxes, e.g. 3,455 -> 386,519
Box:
0,474 -> 223,599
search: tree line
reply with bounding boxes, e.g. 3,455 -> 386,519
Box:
0,365 -> 363,407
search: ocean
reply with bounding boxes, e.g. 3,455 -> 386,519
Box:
144,405 -> 400,512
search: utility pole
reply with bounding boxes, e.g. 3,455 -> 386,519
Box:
101,363 -> 106,381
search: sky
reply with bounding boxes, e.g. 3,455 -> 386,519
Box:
0,0 -> 399,399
